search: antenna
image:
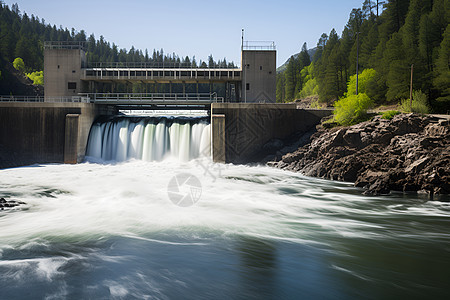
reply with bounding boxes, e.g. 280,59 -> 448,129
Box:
241,29 -> 244,51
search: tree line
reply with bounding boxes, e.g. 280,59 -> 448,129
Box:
276,0 -> 449,112
0,2 -> 235,77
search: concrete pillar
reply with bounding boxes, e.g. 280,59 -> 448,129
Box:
211,114 -> 226,163
64,114 -> 80,164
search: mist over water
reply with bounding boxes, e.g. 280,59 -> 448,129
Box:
1,116 -> 449,299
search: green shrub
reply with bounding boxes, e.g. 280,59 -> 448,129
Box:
400,90 -> 430,114
12,57 -> 26,73
299,78 -> 319,99
26,71 -> 44,85
346,68 -> 377,97
381,110 -> 401,120
333,93 -> 373,126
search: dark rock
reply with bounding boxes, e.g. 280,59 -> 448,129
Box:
404,157 -> 430,174
271,113 -> 450,197
0,198 -> 26,210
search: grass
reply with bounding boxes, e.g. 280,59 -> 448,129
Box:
381,110 -> 401,120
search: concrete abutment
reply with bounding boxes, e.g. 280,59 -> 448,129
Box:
210,103 -> 332,164
0,103 -> 117,169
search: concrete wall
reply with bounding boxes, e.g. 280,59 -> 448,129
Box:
241,50 -> 276,103
0,103 -> 114,169
211,103 -> 332,163
211,114 -> 226,163
44,48 -> 86,98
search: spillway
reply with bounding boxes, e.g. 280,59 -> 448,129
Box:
86,116 -> 211,162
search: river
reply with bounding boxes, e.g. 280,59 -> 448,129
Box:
0,116 -> 449,299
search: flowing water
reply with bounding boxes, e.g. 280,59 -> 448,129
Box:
86,116 -> 211,162
0,116 -> 449,299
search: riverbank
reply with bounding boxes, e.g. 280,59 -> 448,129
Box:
269,113 -> 450,197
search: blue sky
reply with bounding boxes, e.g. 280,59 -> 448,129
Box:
6,0 -> 365,67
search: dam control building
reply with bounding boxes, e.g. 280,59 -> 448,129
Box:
43,41 -> 276,104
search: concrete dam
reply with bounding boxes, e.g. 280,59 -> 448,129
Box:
0,101 -> 331,168
0,41 -> 332,168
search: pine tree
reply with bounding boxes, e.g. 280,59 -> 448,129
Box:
284,56 -> 296,101
433,24 -> 450,107
208,55 -> 214,68
298,42 -> 311,67
276,73 -> 285,103
384,32 -> 409,100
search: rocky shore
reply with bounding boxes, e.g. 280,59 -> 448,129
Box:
269,114 -> 450,197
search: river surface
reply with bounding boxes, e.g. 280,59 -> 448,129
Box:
1,159 -> 449,299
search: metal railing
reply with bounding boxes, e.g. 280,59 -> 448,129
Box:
0,96 -> 92,103
1,93 -> 223,104
242,41 -> 276,51
79,93 -> 224,103
44,41 -> 86,50
86,61 -> 239,69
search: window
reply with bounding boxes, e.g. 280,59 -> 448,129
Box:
72,70 -> 76,73
57,65 -> 60,69
260,66 -> 263,70
246,83 -> 250,90
68,82 -> 77,90
269,71 -> 272,74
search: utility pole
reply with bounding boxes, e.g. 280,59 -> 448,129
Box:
410,64 -> 414,111
372,1 -> 385,18
241,29 -> 244,51
377,0 -> 379,17
356,32 -> 360,95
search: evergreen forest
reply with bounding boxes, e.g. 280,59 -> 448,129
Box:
0,2 -> 235,95
277,0 -> 449,113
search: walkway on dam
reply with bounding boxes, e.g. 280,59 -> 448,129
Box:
0,93 -> 224,110
82,62 -> 242,84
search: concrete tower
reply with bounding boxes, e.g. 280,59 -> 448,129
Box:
44,42 -> 86,100
241,42 -> 276,103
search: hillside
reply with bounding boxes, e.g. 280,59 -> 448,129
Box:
275,0 -> 449,114
277,47 -> 317,73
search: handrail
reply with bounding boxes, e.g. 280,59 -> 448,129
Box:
44,41 -> 86,50
79,93 -> 223,103
0,96 -> 91,103
242,41 -> 276,51
1,93 -> 224,104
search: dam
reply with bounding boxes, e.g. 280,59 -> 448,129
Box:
0,41 -> 331,168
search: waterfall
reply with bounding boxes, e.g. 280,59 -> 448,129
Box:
86,116 -> 211,162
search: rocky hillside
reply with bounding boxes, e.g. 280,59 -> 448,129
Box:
269,114 -> 450,197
